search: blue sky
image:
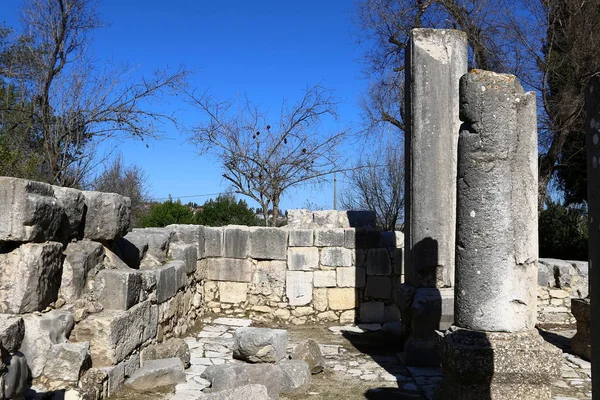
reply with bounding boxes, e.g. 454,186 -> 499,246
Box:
2,0 -> 375,211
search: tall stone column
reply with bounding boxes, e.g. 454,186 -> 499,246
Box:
399,28 -> 467,366
437,70 -> 562,399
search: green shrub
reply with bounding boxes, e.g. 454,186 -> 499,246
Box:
194,194 -> 259,227
140,197 -> 194,227
539,200 -> 588,261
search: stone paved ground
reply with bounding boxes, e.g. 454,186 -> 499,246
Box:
115,319 -> 592,400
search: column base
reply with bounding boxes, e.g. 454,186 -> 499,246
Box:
571,298 -> 591,360
437,326 -> 562,400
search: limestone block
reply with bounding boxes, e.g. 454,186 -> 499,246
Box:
360,302 -> 385,323
169,243 -> 198,274
207,258 -> 252,282
313,211 -> 339,228
336,267 -> 365,288
354,228 -> 382,249
313,288 -> 328,312
224,225 -> 250,259
392,248 -> 403,275
20,310 -> 75,378
539,258 -> 589,298
286,272 -> 313,306
339,310 -> 356,324
288,229 -> 314,247
346,211 -> 377,228
250,260 -> 286,298
365,276 -> 392,299
384,304 -> 401,322
0,242 -> 63,313
0,315 -> 24,353
292,339 -> 325,374
94,269 -> 142,310
366,248 -> 392,276
314,228 -> 345,247
166,224 -> 205,259
327,288 -> 356,310
125,358 -> 185,390
204,384 -> 271,400
286,209 -> 314,228
128,228 -> 174,263
43,342 -> 91,386
571,298 -> 591,360
154,261 -> 187,303
82,191 -> 131,240
116,235 -> 148,269
313,271 -> 336,288
0,177 -> 63,242
278,360 -> 311,395
103,245 -> 131,270
320,247 -> 352,267
233,327 -> 288,363
53,186 -> 86,240
218,282 -> 248,304
3,352 -> 28,399
248,227 -> 288,260
287,247 -> 319,271
71,301 -> 157,366
344,228 -> 356,249
204,227 -> 224,257
201,364 -> 281,400
60,240 -> 105,303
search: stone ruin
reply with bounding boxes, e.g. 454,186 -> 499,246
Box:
0,28 -> 597,400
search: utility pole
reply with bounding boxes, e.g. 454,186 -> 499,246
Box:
333,173 -> 337,210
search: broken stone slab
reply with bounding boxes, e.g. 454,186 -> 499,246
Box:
0,177 -> 63,242
127,228 -> 174,264
82,190 -> 131,240
19,310 -> 75,378
233,327 -> 288,363
169,243 -> 198,275
248,227 -> 288,260
60,240 -> 105,303
3,351 -> 28,399
201,364 -> 281,400
154,261 -> 187,303
71,300 -> 157,367
116,235 -> 149,269
203,384 -> 272,400
278,360 -> 310,395
166,224 -> 205,259
0,242 -> 63,313
291,339 -> 325,374
43,341 -> 91,387
52,185 -> 86,240
0,315 -> 24,353
141,338 -> 190,368
212,318 -> 252,327
94,269 -> 142,310
102,245 -> 131,270
125,358 -> 186,390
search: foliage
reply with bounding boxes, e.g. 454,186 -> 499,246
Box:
539,199 -> 588,261
139,196 -> 194,228
90,153 -> 150,227
187,85 -> 347,226
194,194 -> 259,227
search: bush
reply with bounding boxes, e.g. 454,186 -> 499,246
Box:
140,197 -> 194,227
539,200 -> 588,261
194,194 -> 259,227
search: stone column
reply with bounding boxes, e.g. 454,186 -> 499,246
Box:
437,70 -> 562,399
399,28 -> 467,366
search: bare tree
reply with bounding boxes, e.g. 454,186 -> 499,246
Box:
341,142 -> 404,231
187,86 -> 347,226
1,0 -> 188,187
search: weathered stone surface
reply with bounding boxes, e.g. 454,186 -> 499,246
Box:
3,352 -> 28,399
125,358 -> 185,390
250,261 -> 286,298
204,227 -> 224,257
53,186 -> 86,240
314,229 -> 345,247
207,258 -> 252,282
336,267 -> 365,288
364,276 -> 392,299
292,339 -> 325,374
455,70 -> 538,332
404,28 -> 467,289
169,243 -> 198,275
223,226 -> 249,259
248,227 -> 288,260
403,288 -> 445,366
218,282 -> 248,304
359,302 -> 385,323
366,248 -> 392,275
71,300 -> 157,366
167,224 -> 205,259
20,310 -> 75,378
43,341 -> 91,385
201,364 -> 281,400
327,288 -> 356,310
117,234 -> 149,269
571,298 -> 591,360
233,327 -> 288,363
154,261 -> 187,303
320,247 -> 352,267
82,191 -> 131,240
129,228 -> 174,263
538,259 -> 589,298
286,272 -> 313,306
287,247 -> 319,271
278,360 -> 310,395
204,384 -> 271,400
313,271 -> 336,288
0,242 -> 63,313
60,240 -> 105,303
141,338 -> 190,368
0,315 -> 24,353
438,327 -> 562,400
103,245 -> 131,270
288,229 -> 313,247
0,177 -> 63,242
286,209 -> 313,228
94,269 -> 142,310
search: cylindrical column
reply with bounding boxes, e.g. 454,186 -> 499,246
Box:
454,71 -> 538,332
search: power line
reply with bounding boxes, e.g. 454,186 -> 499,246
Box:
152,192 -> 224,201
